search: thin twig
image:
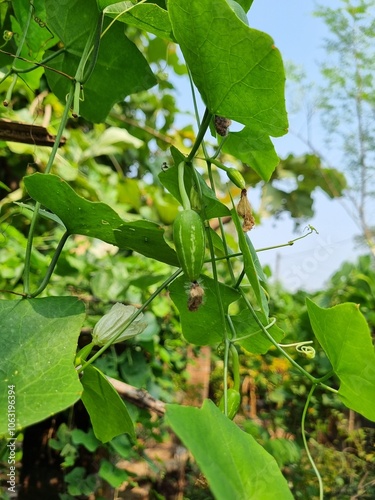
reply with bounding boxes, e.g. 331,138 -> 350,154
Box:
106,376 -> 166,416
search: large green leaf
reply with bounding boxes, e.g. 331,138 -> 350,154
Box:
168,0 -> 288,138
169,275 -> 240,345
166,400 -> 293,500
306,299 -> 375,422
24,173 -> 179,267
0,297 -> 85,434
81,365 -> 135,442
45,0 -> 156,122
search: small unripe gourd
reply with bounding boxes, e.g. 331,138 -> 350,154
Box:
173,209 -> 205,282
219,389 -> 241,420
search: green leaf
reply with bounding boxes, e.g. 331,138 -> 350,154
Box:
0,297 -> 85,434
24,173 -> 179,266
105,2 -> 174,41
159,161 -> 230,219
232,309 -> 284,354
81,365 -> 135,442
98,459 -> 128,487
166,400 -> 294,500
169,275 -> 240,345
226,0 -> 249,25
306,299 -> 375,422
71,428 -> 101,452
45,0 -> 156,122
231,208 -> 269,316
98,0 -> 133,11
223,127 -> 280,181
12,0 -> 58,59
168,0 -> 288,137
234,0 -> 254,12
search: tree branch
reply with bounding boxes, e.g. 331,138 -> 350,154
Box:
106,376 -> 166,416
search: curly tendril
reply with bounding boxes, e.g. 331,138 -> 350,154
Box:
279,341 -> 316,359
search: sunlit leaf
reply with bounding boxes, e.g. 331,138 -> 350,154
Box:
307,299 -> 375,422
169,275 -> 240,345
166,400 -> 294,499
45,0 -> 156,122
168,0 -> 288,137
81,365 -> 135,442
24,173 -> 179,266
104,2 -> 174,41
0,297 -> 85,434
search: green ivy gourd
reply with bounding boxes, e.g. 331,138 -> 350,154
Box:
173,209 -> 206,283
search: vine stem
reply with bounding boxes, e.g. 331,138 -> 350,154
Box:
28,231 -> 70,298
240,290 -> 318,383
187,69 -> 232,410
178,161 -> 191,210
13,1 -> 34,67
229,343 -> 240,393
301,384 -> 324,499
23,86 -> 75,296
3,0 -> 33,104
77,269 -> 182,373
186,107 -> 212,162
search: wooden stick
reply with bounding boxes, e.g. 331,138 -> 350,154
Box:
0,119 -> 66,147
106,376 -> 166,416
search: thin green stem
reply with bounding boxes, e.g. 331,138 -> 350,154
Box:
4,74 -> 17,105
301,384 -> 324,500
82,12 -> 104,84
186,108 -> 212,162
223,338 -> 230,415
0,48 -> 70,79
217,217 -> 237,283
209,157 -> 232,173
316,370 -> 335,384
72,80 -> 81,118
3,0 -> 34,102
46,86 -> 75,174
23,86 -> 75,295
318,382 -> 338,394
29,231 -> 70,298
229,343 -> 240,393
178,161 -> 191,210
233,318 -> 276,343
234,268 -> 245,289
240,290 -> 317,383
187,70 -> 211,160
211,135 -> 229,159
13,1 -> 34,69
77,269 -> 182,373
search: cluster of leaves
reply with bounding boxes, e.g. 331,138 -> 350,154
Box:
0,1 -> 374,499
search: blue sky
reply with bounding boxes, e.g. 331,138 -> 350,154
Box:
247,0 -> 363,291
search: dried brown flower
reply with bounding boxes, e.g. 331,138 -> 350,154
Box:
187,281 -> 205,311
236,188 -> 255,232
